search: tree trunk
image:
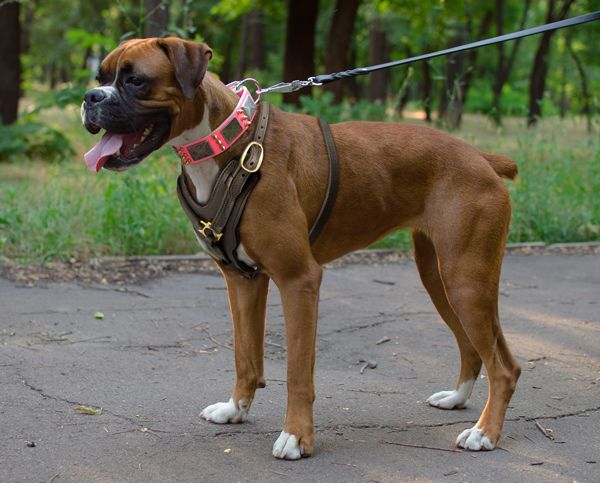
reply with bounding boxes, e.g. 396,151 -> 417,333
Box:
567,39 -> 593,133
283,0 -> 320,106
249,9 -> 266,71
219,18 -> 239,83
440,10 -> 492,129
346,44 -> 362,101
0,1 -> 21,126
367,18 -> 391,104
559,64 -> 567,119
422,59 -> 432,123
492,0 -> 531,126
143,0 -> 169,38
324,0 -> 361,104
439,34 -> 467,128
235,13 -> 250,80
527,0 -> 575,126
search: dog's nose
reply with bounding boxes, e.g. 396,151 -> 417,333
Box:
84,88 -> 107,105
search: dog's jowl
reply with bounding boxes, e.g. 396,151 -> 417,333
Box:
82,38 -> 521,460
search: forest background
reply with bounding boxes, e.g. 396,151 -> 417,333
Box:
0,0 -> 599,263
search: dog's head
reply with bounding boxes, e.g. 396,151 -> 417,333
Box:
81,37 -> 213,172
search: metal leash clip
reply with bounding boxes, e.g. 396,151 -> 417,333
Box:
227,78 -> 262,103
257,77 -> 323,95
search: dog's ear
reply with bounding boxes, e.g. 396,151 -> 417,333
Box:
157,38 -> 213,100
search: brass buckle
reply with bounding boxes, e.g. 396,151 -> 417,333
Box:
240,141 -> 264,173
198,220 -> 222,241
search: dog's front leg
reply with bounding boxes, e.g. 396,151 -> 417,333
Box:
272,260 -> 322,460
201,271 -> 269,424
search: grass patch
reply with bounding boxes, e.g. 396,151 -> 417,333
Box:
0,149 -> 199,263
1,108 -> 598,263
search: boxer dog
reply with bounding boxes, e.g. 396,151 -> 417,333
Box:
81,38 -> 521,459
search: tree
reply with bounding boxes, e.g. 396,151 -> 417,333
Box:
0,1 -> 21,126
527,0 -> 575,126
366,17 -> 391,104
282,0 -> 319,106
566,37 -> 593,133
234,13 -> 250,80
323,0 -> 361,104
144,0 -> 169,38
249,9 -> 266,71
491,0 -> 531,126
439,6 -> 492,129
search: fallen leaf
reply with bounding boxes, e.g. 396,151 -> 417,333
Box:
74,405 -> 103,415
94,312 -> 104,319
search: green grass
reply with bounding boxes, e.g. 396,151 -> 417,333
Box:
1,106 -> 598,263
0,150 -> 199,263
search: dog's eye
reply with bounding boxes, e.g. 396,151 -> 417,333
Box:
126,76 -> 144,87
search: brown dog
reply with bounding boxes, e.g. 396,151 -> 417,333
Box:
81,38 -> 521,459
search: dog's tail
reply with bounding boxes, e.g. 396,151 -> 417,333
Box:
481,152 -> 518,181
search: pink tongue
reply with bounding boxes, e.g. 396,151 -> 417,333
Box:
84,132 -> 124,173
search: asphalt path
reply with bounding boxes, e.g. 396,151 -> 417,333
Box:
1,251 -> 599,482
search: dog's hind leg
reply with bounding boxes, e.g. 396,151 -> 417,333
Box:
200,271 -> 270,424
429,209 -> 521,451
412,230 -> 481,410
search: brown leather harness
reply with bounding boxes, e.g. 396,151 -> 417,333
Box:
176,102 -> 339,278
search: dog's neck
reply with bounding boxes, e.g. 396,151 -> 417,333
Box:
168,74 -> 240,203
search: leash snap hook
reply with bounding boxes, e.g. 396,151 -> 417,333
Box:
228,78 -> 261,103
240,141 -> 264,173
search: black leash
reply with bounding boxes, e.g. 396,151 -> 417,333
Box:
259,11 -> 600,95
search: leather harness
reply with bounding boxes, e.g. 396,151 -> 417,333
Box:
176,102 -> 339,278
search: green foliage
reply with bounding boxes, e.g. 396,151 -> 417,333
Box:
0,121 -> 74,163
507,132 -> 600,244
0,85 -> 84,162
283,91 -> 389,124
465,79 -> 529,117
0,154 -> 197,263
100,154 -> 194,257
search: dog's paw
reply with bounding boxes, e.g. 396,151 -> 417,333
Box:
456,426 -> 495,451
200,398 -> 250,424
427,381 -> 473,409
272,432 -> 309,460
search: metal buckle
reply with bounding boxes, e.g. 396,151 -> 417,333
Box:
198,220 -> 222,241
239,141 -> 264,173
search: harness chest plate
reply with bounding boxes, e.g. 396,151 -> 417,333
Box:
176,102 -> 339,278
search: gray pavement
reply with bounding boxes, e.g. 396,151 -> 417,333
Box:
1,253 -> 599,482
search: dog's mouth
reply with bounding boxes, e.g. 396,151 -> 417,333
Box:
84,121 -> 170,172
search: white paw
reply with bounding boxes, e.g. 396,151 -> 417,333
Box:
427,381 -> 473,409
200,398 -> 250,424
456,426 -> 495,451
272,431 -> 305,460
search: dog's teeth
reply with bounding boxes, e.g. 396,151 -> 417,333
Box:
141,125 -> 153,143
